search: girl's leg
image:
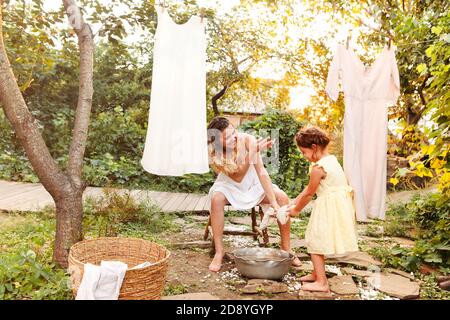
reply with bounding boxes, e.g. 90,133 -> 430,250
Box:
301,254 -> 330,292
208,192 -> 228,272
299,270 -> 316,282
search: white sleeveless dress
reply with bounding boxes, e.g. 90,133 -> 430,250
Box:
141,6 -> 209,176
208,164 -> 279,211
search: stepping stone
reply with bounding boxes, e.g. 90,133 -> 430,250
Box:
291,239 -> 307,249
360,241 -> 383,250
269,237 -> 281,245
437,275 -> 450,283
171,241 -> 211,249
386,268 -> 415,280
360,235 -> 385,242
298,290 -> 334,300
325,251 -> 382,268
341,267 -> 373,278
292,264 -> 314,272
296,253 -> 310,261
162,292 -> 220,300
241,279 -> 288,294
191,215 -> 209,222
367,273 -> 420,299
173,218 -> 187,225
438,280 -> 450,291
229,216 -> 252,225
328,275 -> 359,295
391,237 -> 415,248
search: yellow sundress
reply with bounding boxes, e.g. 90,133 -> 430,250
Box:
305,155 -> 359,255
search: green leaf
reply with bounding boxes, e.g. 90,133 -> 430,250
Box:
417,63 -> 427,74
431,26 -> 443,35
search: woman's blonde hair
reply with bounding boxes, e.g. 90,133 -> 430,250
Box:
207,117 -> 239,175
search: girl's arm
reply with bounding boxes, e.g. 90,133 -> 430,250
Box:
289,165 -> 326,217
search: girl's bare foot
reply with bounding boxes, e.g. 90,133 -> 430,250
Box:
301,281 -> 330,292
209,253 -> 223,272
299,273 -> 316,282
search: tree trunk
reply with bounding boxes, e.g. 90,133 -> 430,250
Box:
211,85 -> 227,116
53,189 -> 84,268
211,79 -> 239,116
0,0 -> 94,267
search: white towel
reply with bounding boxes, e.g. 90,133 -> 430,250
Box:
129,261 -> 154,270
258,204 -> 290,230
76,261 -> 128,300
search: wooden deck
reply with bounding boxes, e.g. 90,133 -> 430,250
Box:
0,180 -> 223,213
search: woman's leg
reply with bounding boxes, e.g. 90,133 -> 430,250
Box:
301,254 -> 329,292
209,192 -> 228,272
260,187 -> 301,266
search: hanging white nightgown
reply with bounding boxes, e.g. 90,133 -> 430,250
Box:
141,6 -> 209,176
325,44 -> 400,221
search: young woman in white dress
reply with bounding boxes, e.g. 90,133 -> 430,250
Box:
207,117 -> 301,272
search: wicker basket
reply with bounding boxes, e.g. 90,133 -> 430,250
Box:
68,237 -> 171,300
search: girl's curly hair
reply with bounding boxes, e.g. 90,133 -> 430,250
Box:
295,126 -> 331,149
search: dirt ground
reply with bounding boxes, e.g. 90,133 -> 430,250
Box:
163,220 -> 302,300
160,215 -> 362,300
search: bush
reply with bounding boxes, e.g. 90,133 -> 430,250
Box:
409,193 -> 450,267
0,213 -> 71,300
83,189 -> 180,238
378,193 -> 450,272
240,108 -> 310,198
0,250 -> 71,300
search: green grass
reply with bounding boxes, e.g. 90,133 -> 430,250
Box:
0,191 -> 178,300
163,283 -> 189,296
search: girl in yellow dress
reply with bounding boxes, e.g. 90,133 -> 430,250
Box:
287,126 -> 359,293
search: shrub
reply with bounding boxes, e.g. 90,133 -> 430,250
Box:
240,108 -> 310,198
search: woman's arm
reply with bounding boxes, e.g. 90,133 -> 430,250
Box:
252,137 -> 279,209
227,134 -> 272,182
289,166 -> 325,216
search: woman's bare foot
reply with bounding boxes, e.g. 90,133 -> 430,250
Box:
291,256 -> 302,267
301,281 -> 330,292
299,273 -> 316,282
209,253 -> 223,272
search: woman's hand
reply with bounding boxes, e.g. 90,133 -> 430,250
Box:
256,137 -> 273,153
270,201 -> 280,215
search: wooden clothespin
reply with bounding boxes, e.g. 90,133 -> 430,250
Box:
346,34 -> 351,50
388,37 -> 392,49
200,8 -> 205,24
305,37 -> 308,50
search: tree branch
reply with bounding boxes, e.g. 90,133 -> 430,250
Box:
62,0 -> 94,190
211,78 -> 240,116
0,0 -> 70,198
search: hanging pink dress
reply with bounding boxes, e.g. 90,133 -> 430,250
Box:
325,44 -> 400,221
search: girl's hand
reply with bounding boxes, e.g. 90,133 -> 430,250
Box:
287,205 -> 300,218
